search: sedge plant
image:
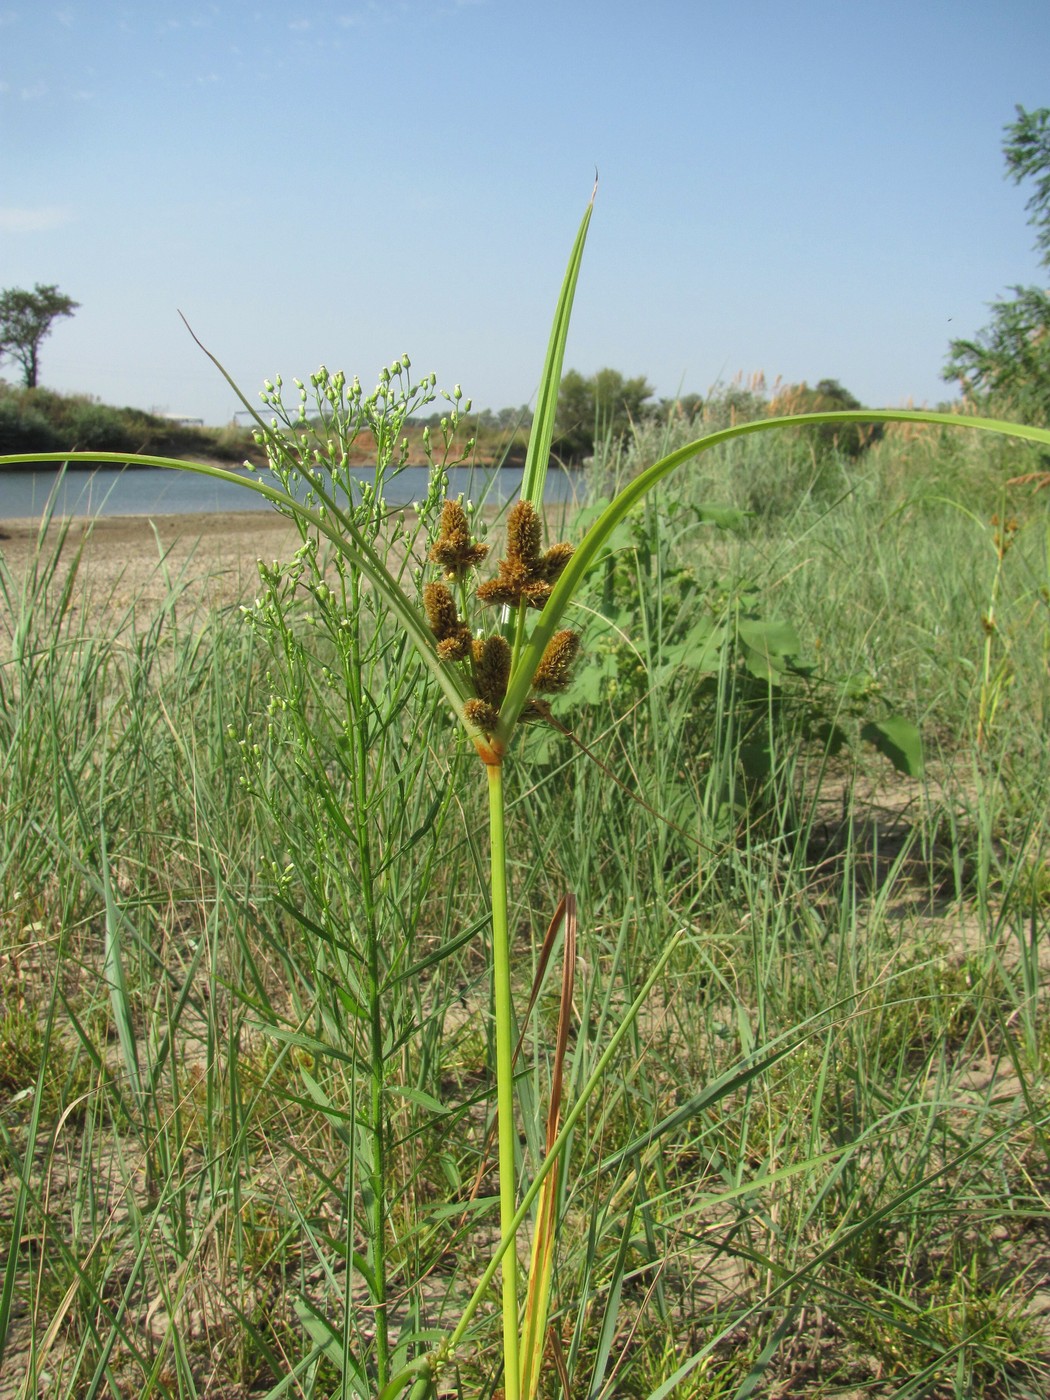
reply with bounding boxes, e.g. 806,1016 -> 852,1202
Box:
5,191 -> 1050,1398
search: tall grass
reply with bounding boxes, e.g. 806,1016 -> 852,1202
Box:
2,216 -> 1050,1396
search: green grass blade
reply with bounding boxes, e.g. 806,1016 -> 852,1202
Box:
519,184 -> 596,512
644,1105 -> 1050,1399
100,832 -> 142,1105
440,930 -> 684,1367
0,982 -> 62,1372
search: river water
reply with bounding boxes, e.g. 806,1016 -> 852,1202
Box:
0,463 -> 582,522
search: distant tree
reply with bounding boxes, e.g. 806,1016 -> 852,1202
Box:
944,106 -> 1050,424
1003,104 -> 1050,264
944,287 -> 1050,424
0,283 -> 80,389
769,377 -> 882,457
496,404 -> 532,431
555,367 -> 654,461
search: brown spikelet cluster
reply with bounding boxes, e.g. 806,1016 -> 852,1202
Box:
428,500 -> 489,579
532,629 -> 581,694
423,582 -> 472,662
476,501 -> 574,611
991,512 -> 1020,560
540,541 -> 575,579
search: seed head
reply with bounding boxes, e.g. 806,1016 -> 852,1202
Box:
424,581 -> 472,661
478,502 -> 571,610
540,541 -> 574,583
477,559 -> 532,607
532,629 -> 581,694
464,698 -> 501,735
423,580 -> 459,637
437,630 -> 473,662
505,500 -> 542,570
429,500 -> 489,578
472,634 -> 512,706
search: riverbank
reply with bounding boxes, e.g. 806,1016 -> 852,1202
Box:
0,510 -> 305,617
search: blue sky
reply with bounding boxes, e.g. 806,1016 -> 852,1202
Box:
2,0 -> 1048,425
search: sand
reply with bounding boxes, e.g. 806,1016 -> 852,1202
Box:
0,511 -> 306,616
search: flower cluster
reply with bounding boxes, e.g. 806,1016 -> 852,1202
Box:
428,500 -> 489,579
476,500 -> 575,610
424,498 -> 580,737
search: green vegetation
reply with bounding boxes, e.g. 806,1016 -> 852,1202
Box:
945,105 -> 1050,424
2,198 -> 1050,1399
0,372 -> 881,478
0,382 -> 534,471
554,367 -> 656,461
0,382 -> 259,462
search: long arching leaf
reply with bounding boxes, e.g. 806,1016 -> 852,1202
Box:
498,409 -> 1050,732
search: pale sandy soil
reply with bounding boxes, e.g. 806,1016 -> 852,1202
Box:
0,510 -> 305,616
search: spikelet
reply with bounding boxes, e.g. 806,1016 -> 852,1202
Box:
478,500 -> 573,610
423,581 -> 472,662
472,634 -> 512,706
476,559 -> 532,607
423,581 -> 458,637
437,631 -> 473,662
505,500 -> 542,570
540,541 -> 574,583
464,698 -> 501,735
532,629 -> 581,694
428,500 -> 488,578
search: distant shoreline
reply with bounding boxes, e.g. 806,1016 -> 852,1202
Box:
0,453 -> 544,474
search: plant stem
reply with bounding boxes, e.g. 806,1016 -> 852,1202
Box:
347,568 -> 390,1390
487,758 -> 521,1400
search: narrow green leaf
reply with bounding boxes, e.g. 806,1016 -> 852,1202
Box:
520,186 -> 596,511
100,835 -> 142,1105
385,1085 -> 449,1116
0,985 -> 62,1372
293,1296 -> 364,1380
596,1039 -> 799,1176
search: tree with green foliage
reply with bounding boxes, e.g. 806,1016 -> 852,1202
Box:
0,283 -> 79,390
944,106 -> 1050,424
771,377 -> 882,457
554,366 -> 654,461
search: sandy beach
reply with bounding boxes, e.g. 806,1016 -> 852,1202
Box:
0,510 -> 306,617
